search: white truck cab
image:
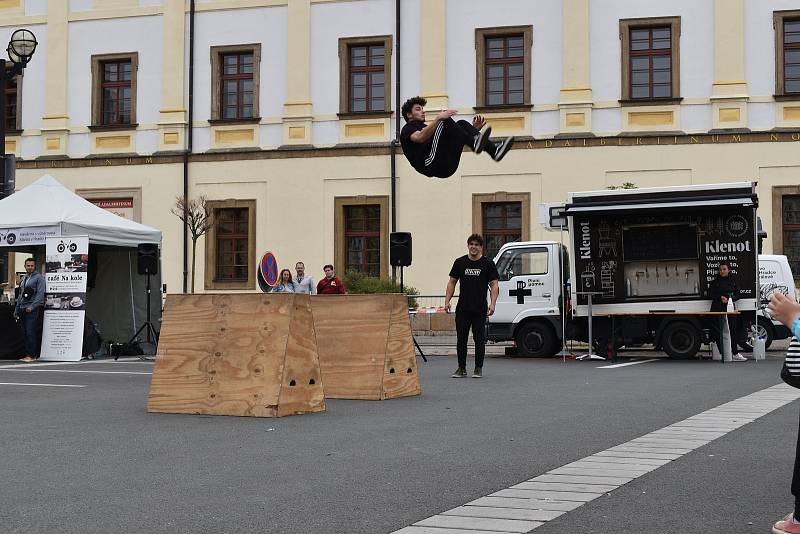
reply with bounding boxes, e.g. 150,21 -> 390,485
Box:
754,254 -> 797,348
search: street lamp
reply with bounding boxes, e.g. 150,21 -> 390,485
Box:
1,28 -> 37,198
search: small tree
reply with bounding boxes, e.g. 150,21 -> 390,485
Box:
171,196 -> 213,293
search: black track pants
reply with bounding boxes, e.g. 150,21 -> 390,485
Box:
455,310 -> 487,369
422,118 -> 496,178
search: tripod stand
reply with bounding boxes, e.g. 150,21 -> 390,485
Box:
400,265 -> 427,362
119,270 -> 158,361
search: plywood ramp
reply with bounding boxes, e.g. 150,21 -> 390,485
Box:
147,294 -> 325,417
311,294 -> 421,400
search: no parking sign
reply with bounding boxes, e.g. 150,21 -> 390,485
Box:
257,251 -> 279,292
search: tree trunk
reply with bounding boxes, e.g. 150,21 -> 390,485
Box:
191,237 -> 197,294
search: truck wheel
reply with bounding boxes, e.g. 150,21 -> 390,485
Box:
661,322 -> 701,359
739,317 -> 774,352
515,322 -> 556,357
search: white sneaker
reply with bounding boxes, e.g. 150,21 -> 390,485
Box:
492,136 -> 514,161
473,126 -> 492,153
732,353 -> 748,362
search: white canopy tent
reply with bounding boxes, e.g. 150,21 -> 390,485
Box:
0,175 -> 163,345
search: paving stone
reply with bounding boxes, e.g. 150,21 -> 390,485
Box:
467,497 -> 582,512
580,455 -> 671,466
564,461 -> 660,472
534,474 -> 632,485
609,446 -> 691,455
491,488 -> 603,502
549,466 -> 650,477
596,451 -> 681,461
393,527 -> 510,534
416,514 -> 540,533
513,481 -> 617,493
443,505 -> 564,522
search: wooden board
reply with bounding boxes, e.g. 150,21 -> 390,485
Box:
311,294 -> 421,400
147,293 -> 325,417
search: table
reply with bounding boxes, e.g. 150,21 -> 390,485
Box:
575,291 -> 606,361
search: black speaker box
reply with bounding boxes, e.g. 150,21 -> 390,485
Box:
137,243 -> 159,275
390,232 -> 412,267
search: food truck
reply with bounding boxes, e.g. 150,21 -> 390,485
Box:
488,182 -> 759,358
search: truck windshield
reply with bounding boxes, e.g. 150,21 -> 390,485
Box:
496,247 -> 549,281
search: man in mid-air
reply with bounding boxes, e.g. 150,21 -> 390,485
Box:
400,96 -> 514,179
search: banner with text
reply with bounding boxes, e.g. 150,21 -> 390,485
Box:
40,236 -> 89,361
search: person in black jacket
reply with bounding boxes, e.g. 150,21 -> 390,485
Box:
400,96 -> 514,179
708,261 -> 746,361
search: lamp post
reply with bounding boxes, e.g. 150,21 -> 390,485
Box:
0,28 -> 37,199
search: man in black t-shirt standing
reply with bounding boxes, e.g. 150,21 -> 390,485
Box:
400,96 -> 514,179
444,234 -> 500,378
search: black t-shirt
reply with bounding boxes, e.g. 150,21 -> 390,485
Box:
449,255 -> 499,313
400,121 -> 430,172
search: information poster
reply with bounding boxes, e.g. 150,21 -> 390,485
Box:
40,236 -> 89,361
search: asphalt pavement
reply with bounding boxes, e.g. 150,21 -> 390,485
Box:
0,344 -> 796,534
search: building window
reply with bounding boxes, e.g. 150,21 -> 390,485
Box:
620,17 -> 680,103
204,199 -> 256,290
473,192 -> 530,260
784,196 -> 800,276
475,26 -> 532,109
334,196 -> 389,277
775,11 -> 800,96
221,52 -> 254,119
91,53 -> 138,128
482,202 -> 522,260
4,66 -> 20,131
210,44 -> 261,121
338,36 -> 392,115
344,205 -> 381,276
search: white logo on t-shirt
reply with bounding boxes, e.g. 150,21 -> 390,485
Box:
464,268 -> 482,276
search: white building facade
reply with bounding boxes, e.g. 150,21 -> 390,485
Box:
1,0 -> 799,295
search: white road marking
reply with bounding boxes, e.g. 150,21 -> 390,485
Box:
0,369 -> 151,375
596,358 -> 659,369
0,358 -> 152,370
392,384 -> 800,533
0,382 -> 86,388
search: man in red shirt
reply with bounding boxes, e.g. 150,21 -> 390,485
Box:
317,264 -> 346,294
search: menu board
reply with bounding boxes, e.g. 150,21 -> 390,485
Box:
623,224 -> 699,262
40,236 -> 88,361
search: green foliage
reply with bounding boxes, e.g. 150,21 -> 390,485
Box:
341,271 -> 419,307
607,182 -> 638,190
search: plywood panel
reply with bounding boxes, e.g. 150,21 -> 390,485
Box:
312,294 -> 420,400
147,294 -> 325,417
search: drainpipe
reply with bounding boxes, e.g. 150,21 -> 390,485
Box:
182,0 -> 196,293
390,0 -> 401,281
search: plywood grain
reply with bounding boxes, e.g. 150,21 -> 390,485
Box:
311,294 -> 420,400
147,293 -> 325,417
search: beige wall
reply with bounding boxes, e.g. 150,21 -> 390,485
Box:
14,137 -> 800,294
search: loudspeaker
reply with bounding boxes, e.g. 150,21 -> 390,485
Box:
137,243 -> 159,275
390,232 -> 412,267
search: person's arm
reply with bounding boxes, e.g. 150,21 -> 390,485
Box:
32,275 -> 46,309
488,279 -> 499,316
409,109 -> 458,143
768,292 -> 800,337
310,277 -> 317,295
444,277 -> 457,312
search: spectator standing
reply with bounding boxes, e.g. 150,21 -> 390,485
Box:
444,234 -> 499,378
317,264 -> 345,295
708,261 -> 747,361
14,258 -> 46,362
294,261 -> 316,294
272,269 -> 296,293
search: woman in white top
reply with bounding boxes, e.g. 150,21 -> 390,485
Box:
273,269 -> 296,293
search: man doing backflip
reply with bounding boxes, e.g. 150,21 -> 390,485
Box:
400,96 -> 514,178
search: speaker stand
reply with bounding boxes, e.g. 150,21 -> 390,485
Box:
119,270 -> 159,361
399,265 -> 427,362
